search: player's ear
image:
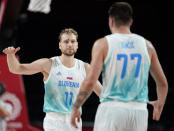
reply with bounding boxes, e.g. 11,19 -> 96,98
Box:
59,42 -> 61,49
77,42 -> 78,49
129,18 -> 133,26
109,17 -> 114,28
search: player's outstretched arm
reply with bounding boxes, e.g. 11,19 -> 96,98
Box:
2,46 -> 51,75
146,40 -> 168,121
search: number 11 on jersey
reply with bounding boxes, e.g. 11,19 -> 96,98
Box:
65,91 -> 73,107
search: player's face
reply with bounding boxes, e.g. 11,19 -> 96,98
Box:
59,33 -> 78,56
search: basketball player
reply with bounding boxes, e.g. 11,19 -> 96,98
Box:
71,2 -> 168,131
2,28 -> 102,131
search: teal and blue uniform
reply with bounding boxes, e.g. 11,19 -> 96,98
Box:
101,33 -> 150,103
43,57 -> 86,114
94,33 -> 150,131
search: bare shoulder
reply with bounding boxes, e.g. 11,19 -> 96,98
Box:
43,58 -> 52,67
83,62 -> 90,68
145,39 -> 155,51
33,58 -> 52,66
35,58 -> 52,71
145,39 -> 159,61
42,58 -> 52,64
93,37 -> 108,50
38,58 -> 52,62
93,37 -> 108,61
39,58 -> 52,75
83,62 -> 90,72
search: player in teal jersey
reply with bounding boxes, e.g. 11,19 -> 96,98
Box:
2,28 -> 102,131
71,2 -> 168,131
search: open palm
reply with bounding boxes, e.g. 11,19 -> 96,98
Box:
3,47 -> 20,54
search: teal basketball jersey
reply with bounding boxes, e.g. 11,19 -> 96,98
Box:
43,57 -> 86,114
101,33 -> 150,103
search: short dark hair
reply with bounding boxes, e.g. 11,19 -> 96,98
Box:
59,28 -> 78,42
108,2 -> 133,27
0,82 -> 6,96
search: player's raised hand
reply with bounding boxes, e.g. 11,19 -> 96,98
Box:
2,47 -> 20,54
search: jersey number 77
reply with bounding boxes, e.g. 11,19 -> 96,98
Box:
117,53 -> 142,79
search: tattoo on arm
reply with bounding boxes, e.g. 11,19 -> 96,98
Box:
73,91 -> 91,109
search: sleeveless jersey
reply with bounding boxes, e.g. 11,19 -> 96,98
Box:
43,57 -> 86,114
101,33 -> 150,103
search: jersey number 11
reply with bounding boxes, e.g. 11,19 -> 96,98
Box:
65,91 -> 73,107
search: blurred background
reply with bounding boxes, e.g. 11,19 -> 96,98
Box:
0,0 -> 174,131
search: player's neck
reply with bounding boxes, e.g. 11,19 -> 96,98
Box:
111,26 -> 131,34
59,55 -> 75,68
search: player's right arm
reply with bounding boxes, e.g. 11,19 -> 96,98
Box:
84,62 -> 102,97
146,40 -> 168,121
2,47 -> 51,75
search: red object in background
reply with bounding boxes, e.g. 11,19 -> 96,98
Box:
83,127 -> 93,131
0,55 -> 41,131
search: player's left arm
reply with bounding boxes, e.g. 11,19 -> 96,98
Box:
84,62 -> 102,97
146,40 -> 168,121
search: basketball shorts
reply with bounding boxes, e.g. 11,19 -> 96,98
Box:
43,112 -> 82,131
94,101 -> 148,131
